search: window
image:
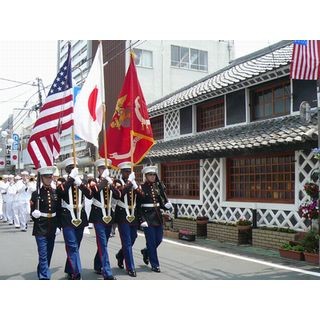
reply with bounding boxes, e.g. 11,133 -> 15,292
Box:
226,153 -> 295,203
161,160 -> 200,199
197,98 -> 224,132
250,79 -> 290,120
150,116 -> 164,141
180,106 -> 193,135
171,45 -> 208,71
133,48 -> 153,68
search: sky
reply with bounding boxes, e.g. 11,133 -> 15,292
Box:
0,40 -> 278,130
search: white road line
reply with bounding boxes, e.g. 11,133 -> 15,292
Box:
141,234 -> 320,278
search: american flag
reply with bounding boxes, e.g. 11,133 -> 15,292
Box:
27,43 -> 73,169
290,40 -> 320,80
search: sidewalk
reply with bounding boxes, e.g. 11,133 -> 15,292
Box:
167,235 -> 320,274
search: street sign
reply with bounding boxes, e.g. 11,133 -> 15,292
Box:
12,133 -> 20,151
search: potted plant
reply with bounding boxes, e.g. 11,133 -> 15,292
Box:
236,217 -> 252,231
301,230 -> 319,264
279,243 -> 305,261
303,182 -> 319,200
196,215 -> 209,225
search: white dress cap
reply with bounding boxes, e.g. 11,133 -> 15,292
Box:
62,157 -> 79,168
38,166 -> 57,176
94,158 -> 112,167
14,175 -> 22,180
142,166 -> 158,175
118,161 -> 132,170
21,171 -> 29,175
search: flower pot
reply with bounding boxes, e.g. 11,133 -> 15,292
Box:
304,252 -> 319,265
279,248 -> 304,261
237,225 -> 252,231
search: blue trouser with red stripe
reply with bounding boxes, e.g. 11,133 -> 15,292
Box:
143,225 -> 163,268
35,235 -> 56,280
117,223 -> 138,272
93,222 -> 113,278
63,227 -> 84,278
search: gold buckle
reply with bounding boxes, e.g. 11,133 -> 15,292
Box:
47,213 -> 52,218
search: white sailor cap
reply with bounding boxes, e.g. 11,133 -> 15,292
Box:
94,158 -> 112,168
8,174 -> 14,178
142,166 -> 158,175
30,173 -> 36,177
62,157 -> 79,168
2,174 -> 8,179
118,162 -> 132,170
38,166 -> 57,176
21,171 -> 29,175
87,173 -> 94,178
14,175 -> 22,180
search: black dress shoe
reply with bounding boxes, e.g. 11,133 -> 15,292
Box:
115,253 -> 124,269
141,248 -> 149,265
151,267 -> 161,273
128,270 -> 137,277
104,275 -> 117,280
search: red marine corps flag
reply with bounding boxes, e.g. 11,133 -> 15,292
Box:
100,52 -> 155,168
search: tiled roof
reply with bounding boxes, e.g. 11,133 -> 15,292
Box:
147,114 -> 318,161
148,41 -> 293,116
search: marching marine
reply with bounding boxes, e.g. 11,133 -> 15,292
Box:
113,161 -> 141,277
56,157 -> 92,280
136,165 -> 173,273
30,166 -> 59,280
89,158 -> 119,280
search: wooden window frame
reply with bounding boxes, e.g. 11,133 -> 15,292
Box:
250,79 -> 291,121
197,98 -> 224,132
226,152 -> 295,203
161,160 -> 200,200
150,115 -> 164,141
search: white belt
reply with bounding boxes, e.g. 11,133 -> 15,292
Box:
116,201 -> 135,210
92,198 -> 108,209
141,203 -> 160,208
40,212 -> 56,218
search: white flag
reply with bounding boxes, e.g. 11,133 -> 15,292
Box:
74,43 -> 104,147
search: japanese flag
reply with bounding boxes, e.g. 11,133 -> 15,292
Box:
73,43 -> 104,147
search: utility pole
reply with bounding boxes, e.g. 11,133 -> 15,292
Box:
36,77 -> 43,111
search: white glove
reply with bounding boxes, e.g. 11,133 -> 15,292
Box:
128,172 -> 135,182
31,210 -> 41,219
69,168 -> 79,179
74,176 -> 82,186
131,180 -> 138,190
106,176 -> 113,184
165,202 -> 173,210
101,168 -> 110,179
140,221 -> 148,228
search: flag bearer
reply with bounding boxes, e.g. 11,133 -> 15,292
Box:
113,162 -> 142,277
30,166 -> 59,280
89,158 -> 119,280
56,157 -> 92,280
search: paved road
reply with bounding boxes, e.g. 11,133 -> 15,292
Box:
1,221 -> 320,280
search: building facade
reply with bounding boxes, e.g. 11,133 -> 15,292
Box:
146,40 -> 318,232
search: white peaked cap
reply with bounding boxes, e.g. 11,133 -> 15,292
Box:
87,173 -> 94,178
8,174 -> 14,178
38,166 -> 57,176
142,166 -> 158,175
30,173 -> 36,177
62,157 -> 79,168
21,171 -> 29,175
94,158 -> 112,167
118,162 -> 132,170
14,175 -> 22,180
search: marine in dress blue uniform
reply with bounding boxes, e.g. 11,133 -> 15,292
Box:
56,157 -> 92,280
30,166 -> 59,280
113,162 -> 142,277
136,166 -> 174,273
89,158 -> 119,280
